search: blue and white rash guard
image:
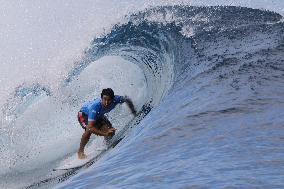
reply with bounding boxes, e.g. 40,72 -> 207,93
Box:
80,95 -> 125,122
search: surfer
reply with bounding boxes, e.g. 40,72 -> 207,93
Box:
77,88 -> 137,159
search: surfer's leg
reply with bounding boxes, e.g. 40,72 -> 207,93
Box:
99,117 -> 115,144
101,125 -> 113,145
101,116 -> 113,128
78,130 -> 91,159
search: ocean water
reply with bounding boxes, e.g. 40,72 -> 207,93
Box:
0,1 -> 284,189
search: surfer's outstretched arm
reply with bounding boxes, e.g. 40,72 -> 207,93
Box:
124,96 -> 137,116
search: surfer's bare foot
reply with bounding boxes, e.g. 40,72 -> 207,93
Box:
78,151 -> 86,159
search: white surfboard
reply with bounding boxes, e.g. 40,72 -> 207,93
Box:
54,139 -> 107,171
54,153 -> 94,171
53,135 -> 124,171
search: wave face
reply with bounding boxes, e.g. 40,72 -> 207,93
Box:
57,6 -> 284,189
1,5 -> 284,189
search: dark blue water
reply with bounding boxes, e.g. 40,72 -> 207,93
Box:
55,6 -> 284,189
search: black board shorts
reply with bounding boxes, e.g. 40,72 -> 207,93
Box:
77,111 -> 112,130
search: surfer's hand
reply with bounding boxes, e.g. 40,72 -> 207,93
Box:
106,128 -> 115,137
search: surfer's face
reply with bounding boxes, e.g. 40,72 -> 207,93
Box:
102,95 -> 112,108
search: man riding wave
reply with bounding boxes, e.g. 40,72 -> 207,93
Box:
77,88 -> 136,159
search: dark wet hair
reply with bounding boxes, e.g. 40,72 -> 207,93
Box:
101,88 -> 114,99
